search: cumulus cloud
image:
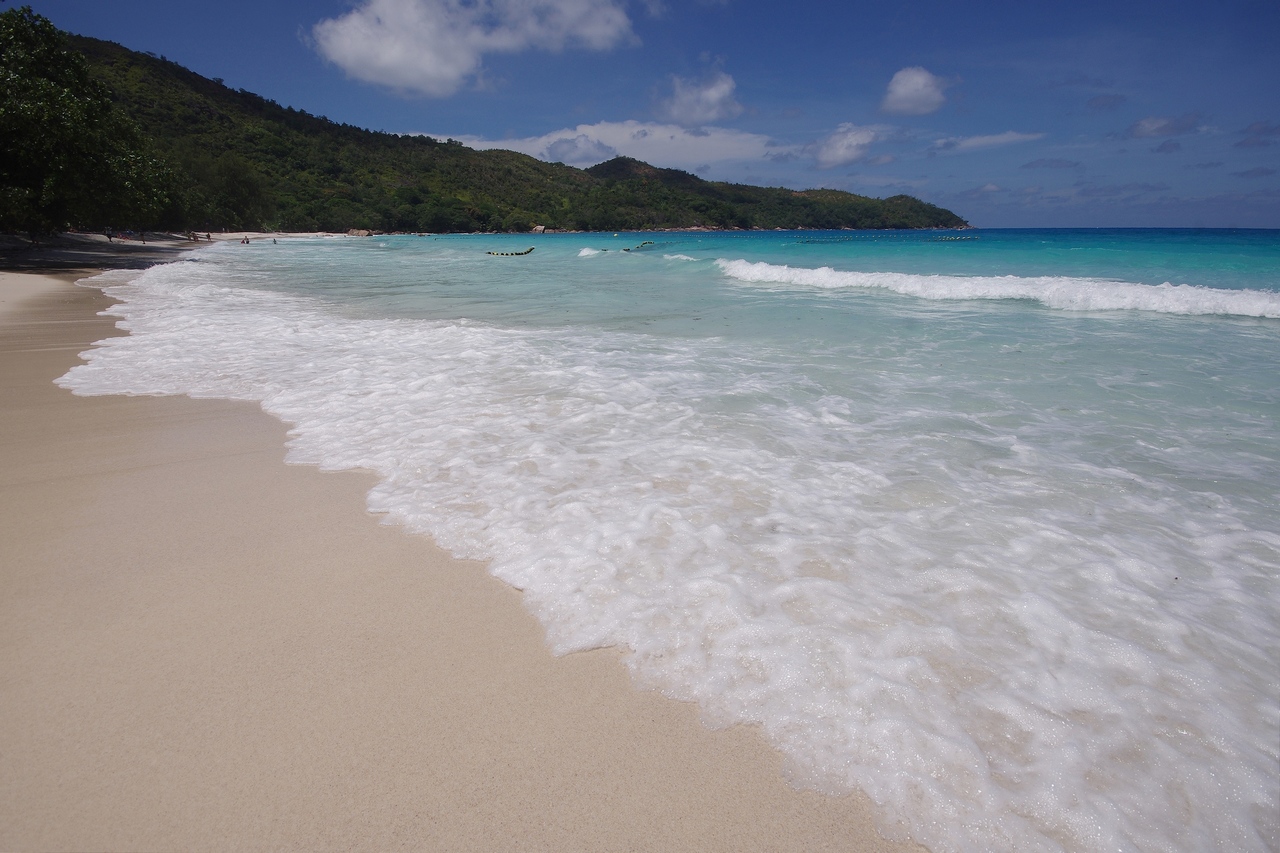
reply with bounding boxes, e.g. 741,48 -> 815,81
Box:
956,183 -> 1004,199
881,66 -> 949,115
1127,113 -> 1201,138
932,131 -> 1045,152
659,71 -> 744,125
312,0 -> 633,97
812,124 -> 889,168
438,120 -> 782,169
545,134 -> 618,163
845,174 -> 924,189
1151,140 -> 1181,154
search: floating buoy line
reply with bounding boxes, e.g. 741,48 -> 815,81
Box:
486,247 -> 536,256
591,240 -> 659,253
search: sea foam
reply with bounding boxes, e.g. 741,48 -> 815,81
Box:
58,250 -> 1280,853
717,258 -> 1280,317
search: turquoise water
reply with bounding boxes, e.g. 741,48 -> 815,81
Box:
62,229 -> 1280,852
234,228 -> 1280,326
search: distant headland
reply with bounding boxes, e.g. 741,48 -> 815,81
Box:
1,7 -> 968,237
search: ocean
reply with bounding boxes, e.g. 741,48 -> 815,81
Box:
60,229 -> 1280,852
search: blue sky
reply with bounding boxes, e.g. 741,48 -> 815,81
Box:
22,0 -> 1280,227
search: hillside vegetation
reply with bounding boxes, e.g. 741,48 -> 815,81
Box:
1,8 -> 171,236
4,7 -> 967,234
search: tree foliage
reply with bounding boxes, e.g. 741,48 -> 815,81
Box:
0,6 -> 171,235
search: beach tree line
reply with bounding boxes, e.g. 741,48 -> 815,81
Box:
1,7 -> 968,235
0,6 -> 171,237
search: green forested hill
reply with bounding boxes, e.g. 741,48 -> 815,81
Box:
65,31 -> 967,233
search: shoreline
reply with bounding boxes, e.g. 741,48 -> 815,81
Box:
0,263 -> 922,849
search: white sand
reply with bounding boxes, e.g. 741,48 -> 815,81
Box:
0,272 -> 66,319
0,272 -> 926,852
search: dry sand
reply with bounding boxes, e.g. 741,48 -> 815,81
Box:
0,261 -> 926,851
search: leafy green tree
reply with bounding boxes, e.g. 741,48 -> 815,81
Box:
0,6 -> 171,236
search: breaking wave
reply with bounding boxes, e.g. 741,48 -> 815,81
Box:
717,259 -> 1280,317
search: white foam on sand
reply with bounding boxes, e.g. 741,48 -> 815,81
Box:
59,261 -> 1280,853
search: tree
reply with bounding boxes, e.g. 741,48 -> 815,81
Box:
0,6 -> 171,236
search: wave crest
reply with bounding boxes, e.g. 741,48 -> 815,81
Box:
716,259 -> 1280,318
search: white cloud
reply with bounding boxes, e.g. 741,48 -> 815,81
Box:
312,0 -> 634,97
659,71 -> 743,126
954,182 -> 1006,200
846,173 -> 924,188
440,120 -> 784,170
1127,113 -> 1201,138
545,134 -> 619,163
812,124 -> 889,168
932,131 -> 1046,152
881,67 -> 949,116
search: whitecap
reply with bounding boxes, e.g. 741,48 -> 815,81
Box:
716,259 -> 1280,318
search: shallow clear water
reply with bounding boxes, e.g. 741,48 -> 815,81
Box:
61,229 -> 1280,852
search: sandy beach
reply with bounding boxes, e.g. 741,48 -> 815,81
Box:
0,248 -> 922,850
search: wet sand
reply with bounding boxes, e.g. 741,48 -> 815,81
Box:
0,261 -> 924,851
